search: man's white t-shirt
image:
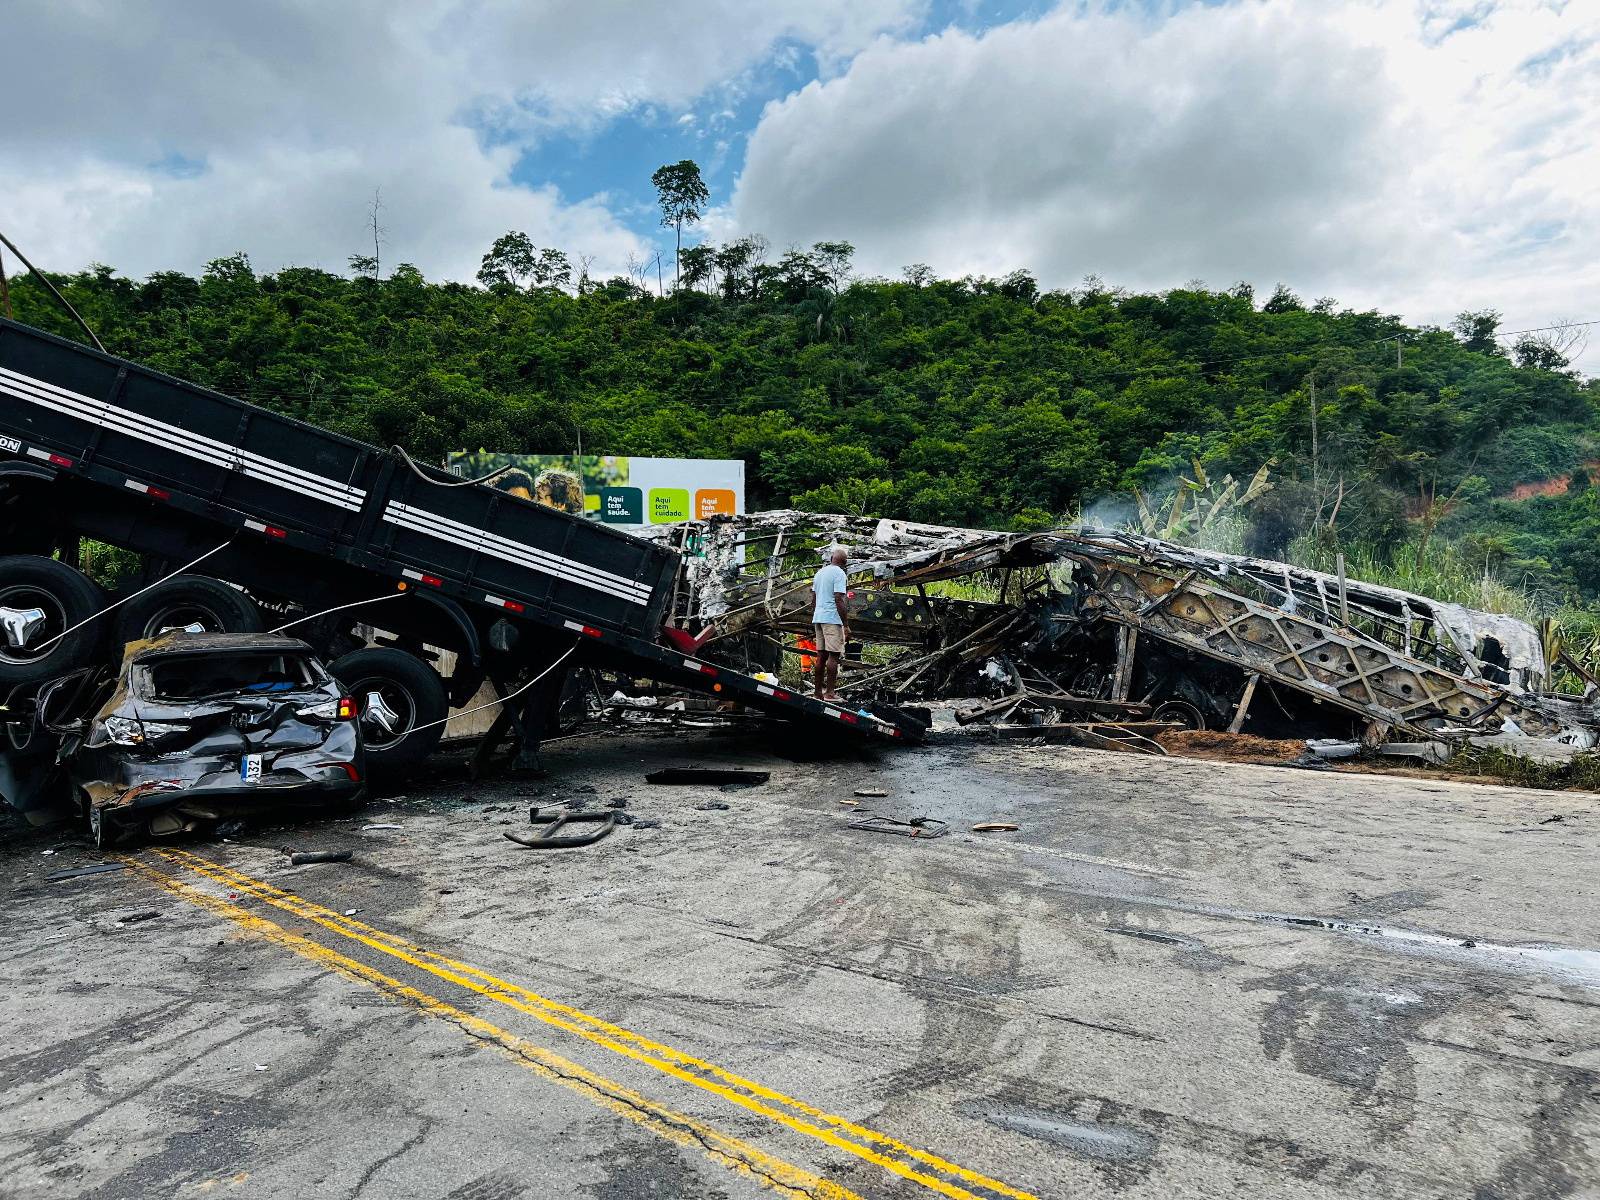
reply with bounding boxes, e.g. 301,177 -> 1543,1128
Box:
812,564 -> 847,624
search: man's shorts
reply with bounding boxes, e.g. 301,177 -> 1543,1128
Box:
813,623 -> 846,654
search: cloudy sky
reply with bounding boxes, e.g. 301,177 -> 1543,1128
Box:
5,0 -> 1597,369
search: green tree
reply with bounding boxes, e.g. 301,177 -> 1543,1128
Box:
650,160 -> 709,289
477,232 -> 538,290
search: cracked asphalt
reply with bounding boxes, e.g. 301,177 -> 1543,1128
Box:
3,728 -> 1600,1199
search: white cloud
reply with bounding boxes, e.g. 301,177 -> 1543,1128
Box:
0,0 -> 921,283
732,0 -> 1600,371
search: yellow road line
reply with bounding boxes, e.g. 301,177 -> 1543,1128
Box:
157,847 -> 1041,1200
121,856 -> 859,1200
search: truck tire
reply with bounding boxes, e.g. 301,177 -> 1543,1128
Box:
330,647 -> 447,772
111,574 -> 263,648
0,556 -> 107,685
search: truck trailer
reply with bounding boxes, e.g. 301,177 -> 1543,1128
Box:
0,316 -> 922,822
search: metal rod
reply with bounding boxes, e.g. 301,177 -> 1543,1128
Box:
0,228 -> 106,352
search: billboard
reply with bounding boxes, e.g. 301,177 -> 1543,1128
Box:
446,452 -> 744,529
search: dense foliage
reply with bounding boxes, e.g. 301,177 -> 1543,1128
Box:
5,248 -> 1596,603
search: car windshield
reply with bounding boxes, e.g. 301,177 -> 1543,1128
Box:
141,652 -> 322,700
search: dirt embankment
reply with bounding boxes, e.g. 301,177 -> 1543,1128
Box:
1501,460 -> 1600,502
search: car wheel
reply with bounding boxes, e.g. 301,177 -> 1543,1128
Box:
0,556 -> 107,686
111,574 -> 262,648
329,647 -> 447,772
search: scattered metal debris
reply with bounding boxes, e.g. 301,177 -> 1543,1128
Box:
504,808 -> 617,848
846,815 -> 949,839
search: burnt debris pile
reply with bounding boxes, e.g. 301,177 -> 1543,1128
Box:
647,512 -> 1600,760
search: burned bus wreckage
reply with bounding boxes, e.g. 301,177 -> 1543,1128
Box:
648,512 -> 1600,761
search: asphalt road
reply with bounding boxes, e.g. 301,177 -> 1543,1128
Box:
3,728 -> 1599,1199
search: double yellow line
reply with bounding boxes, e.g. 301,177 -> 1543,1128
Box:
129,848 -> 1040,1200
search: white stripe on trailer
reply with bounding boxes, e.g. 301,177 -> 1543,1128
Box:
0,367 -> 364,501
1,374 -> 362,510
0,367 -> 366,511
385,502 -> 653,601
2,376 -> 360,509
24,446 -> 52,461
383,508 -> 642,605
381,506 -> 651,606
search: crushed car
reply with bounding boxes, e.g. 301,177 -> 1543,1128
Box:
30,632 -> 365,848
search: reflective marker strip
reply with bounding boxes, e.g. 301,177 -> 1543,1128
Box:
244,520 -> 287,538
124,479 -> 170,500
484,594 -> 525,613
755,685 -> 793,701
561,620 -> 604,638
835,710 -> 859,724
399,568 -> 442,586
25,446 -> 72,467
684,659 -> 717,675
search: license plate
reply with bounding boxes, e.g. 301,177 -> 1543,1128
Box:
240,754 -> 263,784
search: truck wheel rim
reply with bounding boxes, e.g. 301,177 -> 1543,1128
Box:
352,678 -> 416,748
0,586 -> 68,665
141,603 -> 227,638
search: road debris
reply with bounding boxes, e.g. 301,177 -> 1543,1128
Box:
114,910 -> 162,925
361,823 -> 403,831
854,788 -> 889,798
645,767 -> 770,785
286,850 -> 353,865
971,822 -> 1019,832
504,807 -> 617,848
46,863 -> 126,882
846,815 -> 949,839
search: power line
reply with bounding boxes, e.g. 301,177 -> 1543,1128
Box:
1492,317 -> 1600,340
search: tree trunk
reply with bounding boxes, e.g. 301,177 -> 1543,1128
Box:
675,220 -> 682,289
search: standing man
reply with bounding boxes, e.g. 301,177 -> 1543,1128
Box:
811,547 -> 850,700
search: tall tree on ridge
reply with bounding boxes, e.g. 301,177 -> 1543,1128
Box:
651,160 -> 709,289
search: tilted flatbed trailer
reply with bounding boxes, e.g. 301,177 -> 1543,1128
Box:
0,316 -> 923,789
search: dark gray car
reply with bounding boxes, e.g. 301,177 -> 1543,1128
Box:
38,632 -> 366,848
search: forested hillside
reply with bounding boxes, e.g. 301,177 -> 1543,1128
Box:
5,247 -> 1597,604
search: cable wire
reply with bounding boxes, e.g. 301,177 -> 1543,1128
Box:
0,227 -> 107,353
390,444 -> 514,488
33,540 -> 232,652
267,589 -> 405,635
403,642 -> 579,735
